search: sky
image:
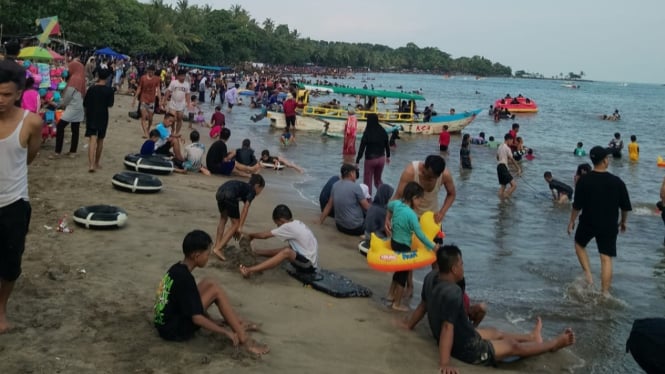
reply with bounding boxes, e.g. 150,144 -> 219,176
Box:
153,0 -> 665,84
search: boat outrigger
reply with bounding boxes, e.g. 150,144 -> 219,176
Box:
266,84 -> 481,135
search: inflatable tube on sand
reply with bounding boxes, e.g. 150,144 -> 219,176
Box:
124,154 -> 174,175
367,211 -> 444,272
260,161 -> 285,170
112,171 -> 162,193
73,205 -> 128,229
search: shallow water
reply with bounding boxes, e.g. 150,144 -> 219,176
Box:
208,74 -> 665,373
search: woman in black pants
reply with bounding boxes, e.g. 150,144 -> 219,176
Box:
50,58 -> 86,158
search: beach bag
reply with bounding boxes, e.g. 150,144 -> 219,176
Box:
626,318 -> 665,373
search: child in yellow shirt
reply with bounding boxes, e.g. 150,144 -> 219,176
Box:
628,135 -> 639,161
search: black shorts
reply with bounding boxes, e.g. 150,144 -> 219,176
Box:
292,252 -> 315,274
439,145 -> 448,152
497,164 -> 513,186
574,222 -> 618,257
285,115 -> 296,128
456,337 -> 496,366
85,124 -> 108,139
335,222 -> 364,236
209,160 -> 235,176
0,199 -> 32,281
227,103 -> 234,109
216,198 -> 240,219
157,319 -> 200,342
155,142 -> 172,156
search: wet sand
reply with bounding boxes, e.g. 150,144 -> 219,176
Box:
0,94 -> 581,373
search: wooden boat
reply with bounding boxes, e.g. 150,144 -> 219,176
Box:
494,96 -> 538,113
266,84 -> 481,135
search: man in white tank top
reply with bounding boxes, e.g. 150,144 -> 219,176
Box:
0,60 -> 43,333
392,155 -> 456,223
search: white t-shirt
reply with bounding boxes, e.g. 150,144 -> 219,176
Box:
184,142 -> 205,167
225,87 -> 238,105
497,143 -> 512,165
167,80 -> 190,112
271,220 -> 318,268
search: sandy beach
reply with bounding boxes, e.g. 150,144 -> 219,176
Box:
0,94 -> 581,374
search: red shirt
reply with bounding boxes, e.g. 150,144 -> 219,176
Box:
439,131 -> 450,146
283,98 -> 297,117
211,111 -> 225,127
138,75 -> 160,104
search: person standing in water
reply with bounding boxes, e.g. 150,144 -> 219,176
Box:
342,108 -> 358,164
567,146 -> 632,297
496,134 -> 521,198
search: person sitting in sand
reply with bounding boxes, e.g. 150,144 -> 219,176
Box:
140,130 -> 160,156
544,171 -> 573,203
239,204 -> 318,278
319,164 -> 370,236
403,245 -> 575,372
235,138 -> 258,167
212,174 -> 265,261
361,184 -> 395,249
180,130 -> 210,175
259,149 -> 304,173
206,128 -> 261,177
154,112 -> 184,162
153,230 -> 269,355
385,182 -> 437,311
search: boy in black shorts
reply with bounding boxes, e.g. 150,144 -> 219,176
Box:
212,174 -> 265,261
153,230 -> 269,355
83,68 -> 114,172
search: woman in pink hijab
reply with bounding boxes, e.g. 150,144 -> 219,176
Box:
343,108 -> 358,164
50,54 -> 86,158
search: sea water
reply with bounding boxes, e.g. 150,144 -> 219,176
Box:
208,74 -> 665,373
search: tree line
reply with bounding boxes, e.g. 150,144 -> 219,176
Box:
0,0 -> 512,76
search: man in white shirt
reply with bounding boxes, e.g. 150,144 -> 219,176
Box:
496,133 -> 521,198
163,69 -> 191,135
225,83 -> 239,113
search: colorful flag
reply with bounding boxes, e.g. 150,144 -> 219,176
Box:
35,16 -> 61,43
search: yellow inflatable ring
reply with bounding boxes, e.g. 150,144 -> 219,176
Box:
657,156 -> 665,168
367,211 -> 444,272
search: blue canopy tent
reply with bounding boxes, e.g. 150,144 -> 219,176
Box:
94,47 -> 126,60
178,62 -> 232,71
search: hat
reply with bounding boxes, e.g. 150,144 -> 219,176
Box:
340,163 -> 357,177
589,146 -> 608,163
286,93 -> 293,99
348,108 -> 355,114
360,184 -> 371,200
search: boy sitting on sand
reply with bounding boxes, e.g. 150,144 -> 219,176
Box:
180,130 -> 210,175
403,245 -> 574,372
140,130 -> 160,156
153,230 -> 269,355
239,204 -> 318,278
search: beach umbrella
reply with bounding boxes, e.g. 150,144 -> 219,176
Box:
47,48 -> 65,61
18,46 -> 53,61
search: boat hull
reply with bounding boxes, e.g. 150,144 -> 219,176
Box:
268,108 -> 481,135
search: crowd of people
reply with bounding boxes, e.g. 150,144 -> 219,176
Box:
3,47 -> 665,373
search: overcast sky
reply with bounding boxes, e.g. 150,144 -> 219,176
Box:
153,0 -> 665,84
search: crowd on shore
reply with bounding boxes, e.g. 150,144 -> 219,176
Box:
2,46 -> 664,372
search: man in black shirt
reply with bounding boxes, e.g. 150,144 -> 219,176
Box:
543,171 -> 574,203
568,146 -> 632,297
403,246 -> 575,372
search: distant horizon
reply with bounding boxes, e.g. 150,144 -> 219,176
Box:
142,0 -> 665,84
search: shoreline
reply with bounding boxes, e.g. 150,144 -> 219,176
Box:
1,94 -> 582,373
